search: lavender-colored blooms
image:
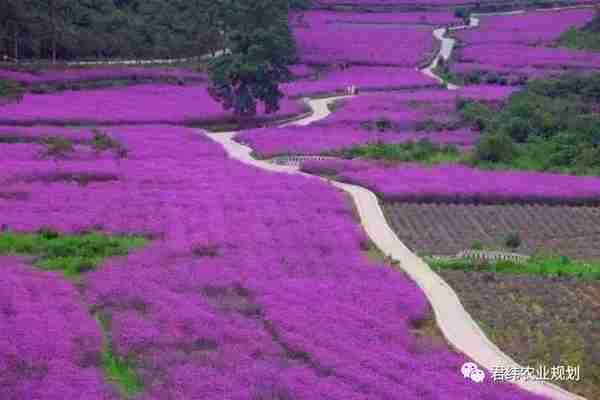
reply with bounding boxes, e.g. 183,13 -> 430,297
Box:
302,160 -> 600,204
0,67 -> 207,85
457,44 -> 600,73
292,10 -> 460,26
320,85 -> 514,125
456,10 -> 594,45
0,258 -> 117,400
292,11 -> 436,66
0,84 -> 306,125
0,126 -> 96,141
1,125 -> 546,399
237,125 -> 477,157
451,9 -> 599,78
283,67 -> 439,97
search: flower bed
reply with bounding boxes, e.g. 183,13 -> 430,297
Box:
320,85 -> 514,125
293,11 -> 436,66
1,257 -> 117,399
0,124 -> 547,399
0,84 -> 307,125
282,67 -> 439,97
237,125 -> 478,157
449,9 -> 599,79
0,67 -> 207,86
292,10 -> 460,26
301,160 -> 600,204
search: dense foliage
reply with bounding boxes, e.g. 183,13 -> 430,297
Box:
559,8 -> 600,51
466,74 -> 600,174
207,0 -> 297,118
0,78 -> 23,100
0,0 -> 222,60
0,230 -> 147,277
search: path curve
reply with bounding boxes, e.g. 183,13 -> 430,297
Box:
421,4 -> 598,89
204,96 -> 587,400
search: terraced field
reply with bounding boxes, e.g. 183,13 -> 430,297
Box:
437,269 -> 600,399
383,202 -> 600,261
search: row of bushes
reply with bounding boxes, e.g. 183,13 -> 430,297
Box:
459,73 -> 600,175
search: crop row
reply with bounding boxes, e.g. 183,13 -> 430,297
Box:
0,84 -> 307,126
301,159 -> 600,205
383,202 -> 600,260
0,124 -> 548,399
293,10 -> 436,66
449,8 -> 599,79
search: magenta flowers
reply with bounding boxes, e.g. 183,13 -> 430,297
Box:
292,11 -> 437,66
283,66 -> 439,97
1,124 -> 547,399
0,66 -> 207,85
302,160 -> 600,205
450,9 -> 599,79
0,84 -> 307,125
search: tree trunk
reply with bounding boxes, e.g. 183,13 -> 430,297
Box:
13,29 -> 18,61
50,0 -> 57,63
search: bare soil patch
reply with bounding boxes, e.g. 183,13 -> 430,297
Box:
437,269 -> 600,399
383,202 -> 600,261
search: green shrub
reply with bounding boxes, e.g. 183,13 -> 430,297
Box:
44,137 -> 74,157
0,231 -> 148,278
0,79 -> 24,100
334,139 -> 463,164
500,116 -> 532,143
503,232 -> 522,249
471,241 -> 484,250
459,101 -> 494,131
454,7 -> 472,22
474,133 -> 516,163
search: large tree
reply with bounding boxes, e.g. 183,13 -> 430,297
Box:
207,0 -> 297,119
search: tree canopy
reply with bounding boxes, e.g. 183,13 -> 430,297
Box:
207,0 -> 298,119
0,0 -> 223,60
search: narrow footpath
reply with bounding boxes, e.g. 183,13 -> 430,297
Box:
205,6 -> 595,399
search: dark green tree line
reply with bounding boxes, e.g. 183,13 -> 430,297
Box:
0,0 -> 224,61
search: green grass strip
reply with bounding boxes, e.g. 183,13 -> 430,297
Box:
429,256 -> 600,280
328,140 -> 465,164
0,230 -> 147,278
96,313 -> 144,397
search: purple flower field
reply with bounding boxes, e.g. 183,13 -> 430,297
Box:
0,84 -> 307,125
291,10 -> 460,26
302,159 -> 600,205
237,125 -> 478,157
282,67 -> 439,97
450,9 -> 599,79
3,3 -> 597,398
0,67 -> 207,85
1,257 -> 117,400
292,11 -> 436,66
0,125 -> 546,399
320,85 -> 514,125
